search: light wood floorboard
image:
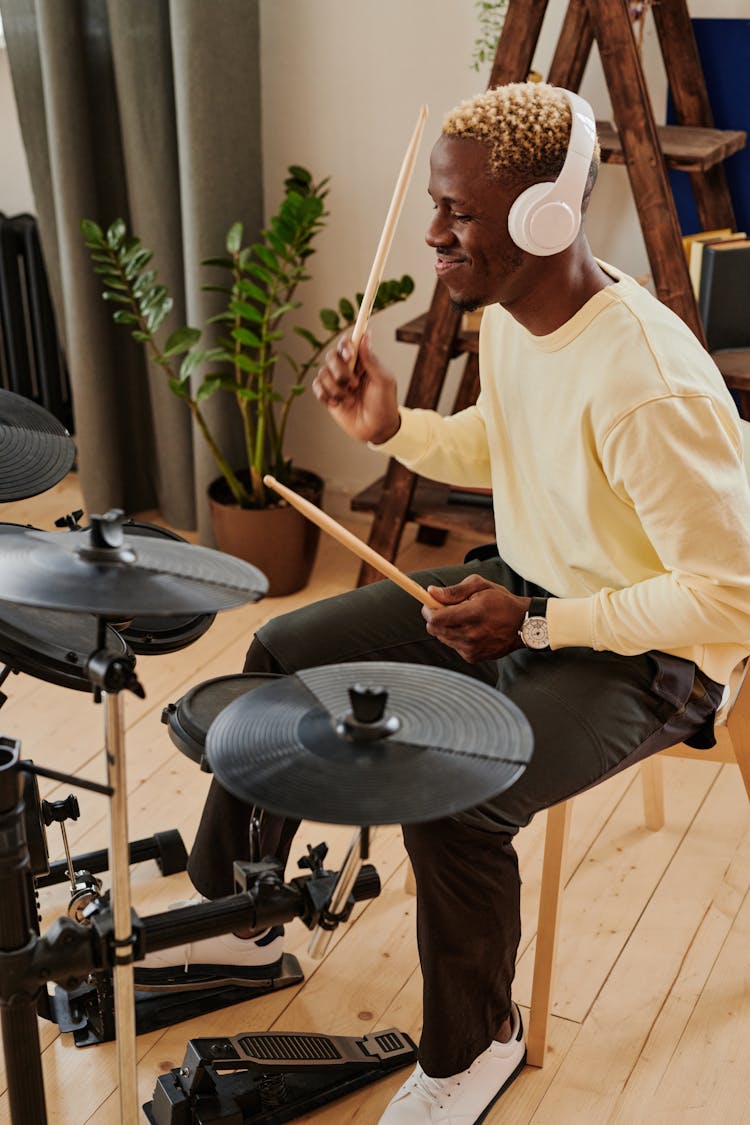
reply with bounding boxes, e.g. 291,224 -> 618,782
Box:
0,475 -> 748,1123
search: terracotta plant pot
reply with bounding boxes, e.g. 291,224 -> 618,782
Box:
208,468 -> 324,597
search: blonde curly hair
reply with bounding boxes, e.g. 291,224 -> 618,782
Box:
443,82 -> 600,193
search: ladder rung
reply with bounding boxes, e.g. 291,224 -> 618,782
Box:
598,121 -> 747,173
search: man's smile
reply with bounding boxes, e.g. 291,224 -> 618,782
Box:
434,253 -> 467,276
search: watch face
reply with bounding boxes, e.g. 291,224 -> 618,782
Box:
521,616 -> 549,650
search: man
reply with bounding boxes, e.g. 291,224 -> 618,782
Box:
153,83 -> 750,1122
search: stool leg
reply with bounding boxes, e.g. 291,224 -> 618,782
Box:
641,755 -> 666,831
527,800 -> 572,1068
727,699 -> 750,803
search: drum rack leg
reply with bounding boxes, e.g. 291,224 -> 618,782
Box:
0,736 -> 49,1125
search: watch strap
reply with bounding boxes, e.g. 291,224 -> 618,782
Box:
528,596 -> 548,618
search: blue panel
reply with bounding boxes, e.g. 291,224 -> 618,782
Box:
666,18 -> 750,235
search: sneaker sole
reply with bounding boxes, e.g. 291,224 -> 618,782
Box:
475,1047 -> 527,1124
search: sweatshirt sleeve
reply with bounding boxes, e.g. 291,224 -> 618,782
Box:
547,393 -> 750,656
369,402 -> 493,489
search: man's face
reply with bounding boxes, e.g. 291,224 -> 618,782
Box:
426,135 -> 532,311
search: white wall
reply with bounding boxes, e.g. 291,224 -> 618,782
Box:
258,0 -> 671,503
0,47 -> 34,214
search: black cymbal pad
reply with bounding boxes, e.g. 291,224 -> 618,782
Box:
0,519 -> 268,616
206,662 -> 533,825
0,388 -> 76,501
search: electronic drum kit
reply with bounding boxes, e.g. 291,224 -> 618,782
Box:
0,388 -> 533,1124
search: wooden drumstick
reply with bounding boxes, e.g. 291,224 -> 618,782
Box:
349,104 -> 428,369
263,474 -> 441,609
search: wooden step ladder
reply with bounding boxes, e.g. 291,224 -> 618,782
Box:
353,0 -> 749,584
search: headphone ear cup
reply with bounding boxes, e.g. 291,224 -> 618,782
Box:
507,182 -> 554,254
508,181 -> 581,256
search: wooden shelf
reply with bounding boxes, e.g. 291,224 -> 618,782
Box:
352,475 -> 495,540
597,121 -> 747,172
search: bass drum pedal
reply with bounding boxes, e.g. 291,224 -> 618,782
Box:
145,1028 -> 418,1124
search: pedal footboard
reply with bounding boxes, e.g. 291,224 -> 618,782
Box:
145,1027 -> 417,1124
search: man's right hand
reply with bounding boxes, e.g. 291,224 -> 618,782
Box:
312,332 -> 401,445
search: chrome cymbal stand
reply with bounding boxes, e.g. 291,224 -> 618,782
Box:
87,624 -> 146,1124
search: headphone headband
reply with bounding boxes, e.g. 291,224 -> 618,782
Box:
507,88 -> 597,257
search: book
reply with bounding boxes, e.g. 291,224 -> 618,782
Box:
681,227 -> 731,265
688,230 -> 746,298
698,238 -> 750,352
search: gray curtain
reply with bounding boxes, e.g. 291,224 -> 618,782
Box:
0,0 -> 263,540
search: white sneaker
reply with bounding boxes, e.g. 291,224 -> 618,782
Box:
378,1004 -> 526,1124
135,899 -> 285,986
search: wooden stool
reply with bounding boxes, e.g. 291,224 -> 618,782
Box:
527,659 -> 750,1066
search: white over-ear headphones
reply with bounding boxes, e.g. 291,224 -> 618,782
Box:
507,89 -> 597,257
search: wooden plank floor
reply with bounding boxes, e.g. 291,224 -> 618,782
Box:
1,475 -> 749,1124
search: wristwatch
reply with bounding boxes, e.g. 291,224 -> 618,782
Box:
519,597 -> 550,650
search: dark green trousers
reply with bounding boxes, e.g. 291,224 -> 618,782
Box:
188,556 -> 722,1077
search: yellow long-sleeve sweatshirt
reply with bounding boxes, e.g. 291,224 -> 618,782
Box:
373,263 -> 750,686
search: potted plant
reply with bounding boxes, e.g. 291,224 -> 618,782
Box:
81,166 -> 414,594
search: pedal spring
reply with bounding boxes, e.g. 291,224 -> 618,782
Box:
258,1071 -> 288,1107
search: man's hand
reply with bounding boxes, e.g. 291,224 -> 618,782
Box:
312,333 -> 401,445
421,575 -> 532,663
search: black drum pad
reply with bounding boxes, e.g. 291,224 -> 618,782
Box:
206,661 -> 533,826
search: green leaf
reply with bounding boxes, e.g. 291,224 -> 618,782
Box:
106,219 -> 127,250
123,248 -> 153,279
235,387 -> 261,401
80,219 -> 104,243
226,222 -> 243,254
163,326 -> 202,357
202,256 -> 234,269
234,352 -> 263,374
268,302 -> 296,322
289,384 -> 306,396
293,326 -> 324,350
338,297 -> 355,323
179,349 -> 206,380
146,299 -> 173,333
287,164 -> 312,184
132,330 -> 151,343
253,244 -> 279,271
141,284 -> 170,312
168,377 -> 190,398
102,292 -> 131,305
320,308 -> 341,333
133,270 -> 157,297
203,347 -> 231,364
229,299 -> 264,324
195,376 -> 223,402
237,278 -> 269,304
113,310 -> 139,325
231,326 -> 263,348
265,231 -> 287,258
